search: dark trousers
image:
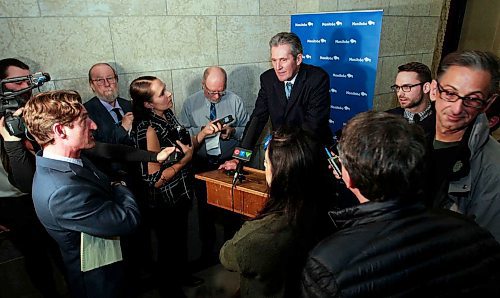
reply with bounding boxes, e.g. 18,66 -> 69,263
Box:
121,177 -> 154,298
0,195 -> 64,298
121,220 -> 153,297
143,201 -> 190,298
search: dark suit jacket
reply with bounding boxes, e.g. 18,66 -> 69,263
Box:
386,101 -> 436,140
84,96 -> 133,145
32,153 -> 140,298
242,63 -> 332,149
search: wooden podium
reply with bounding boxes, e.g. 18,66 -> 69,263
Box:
195,167 -> 268,218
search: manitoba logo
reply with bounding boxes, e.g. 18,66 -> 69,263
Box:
321,20 -> 343,27
329,88 -> 337,93
322,55 -> 341,61
352,20 -> 376,26
295,21 -> 314,27
320,56 -> 337,61
348,57 -> 372,63
346,90 -> 368,97
304,54 -> 312,59
306,38 -> 327,44
334,39 -> 357,44
332,73 -> 354,78
332,105 -> 351,111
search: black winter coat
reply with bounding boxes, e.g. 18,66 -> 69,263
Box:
301,200 -> 500,297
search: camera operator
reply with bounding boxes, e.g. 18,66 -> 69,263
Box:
0,58 -> 62,297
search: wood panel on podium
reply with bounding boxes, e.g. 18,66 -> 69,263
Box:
195,167 -> 268,218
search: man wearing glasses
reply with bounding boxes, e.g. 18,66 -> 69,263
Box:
84,63 -> 143,291
180,66 -> 249,268
387,62 -> 435,138
429,50 -> 500,242
85,63 -> 133,145
181,66 -> 249,166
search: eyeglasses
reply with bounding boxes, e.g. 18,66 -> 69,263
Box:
91,76 -> 117,86
435,81 -> 488,109
390,82 -> 425,93
203,85 -> 226,97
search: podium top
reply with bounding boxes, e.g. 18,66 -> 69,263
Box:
195,167 -> 268,197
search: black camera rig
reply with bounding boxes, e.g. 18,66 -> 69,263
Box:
0,72 -> 51,137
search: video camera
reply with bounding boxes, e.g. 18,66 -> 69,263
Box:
0,72 -> 51,137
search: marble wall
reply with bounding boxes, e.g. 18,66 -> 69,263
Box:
0,0 -> 444,116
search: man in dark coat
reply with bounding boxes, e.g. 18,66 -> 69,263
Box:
84,63 -> 133,145
301,111 -> 500,297
24,90 -> 140,298
220,32 -> 332,170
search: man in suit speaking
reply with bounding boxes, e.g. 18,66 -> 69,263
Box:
23,90 -> 141,298
220,32 -> 332,170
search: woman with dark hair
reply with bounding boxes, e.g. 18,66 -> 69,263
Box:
129,76 -> 220,297
220,126 -> 333,297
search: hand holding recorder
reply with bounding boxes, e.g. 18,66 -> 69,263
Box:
325,146 -> 342,179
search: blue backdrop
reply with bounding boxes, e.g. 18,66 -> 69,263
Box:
291,10 -> 383,138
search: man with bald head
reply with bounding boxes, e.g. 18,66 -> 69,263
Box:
180,66 -> 249,266
180,66 -> 249,165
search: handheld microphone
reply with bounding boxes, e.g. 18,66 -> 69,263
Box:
231,147 -> 253,185
230,116 -> 261,185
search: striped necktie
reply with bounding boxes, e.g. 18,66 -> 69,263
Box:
111,107 -> 122,123
210,103 -> 217,121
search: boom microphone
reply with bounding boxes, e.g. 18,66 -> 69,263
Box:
1,72 -> 51,99
1,72 -> 51,88
30,72 -> 51,87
